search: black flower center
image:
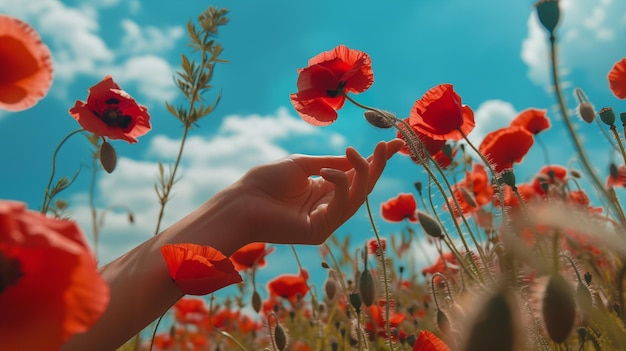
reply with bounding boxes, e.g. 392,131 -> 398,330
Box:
0,251 -> 22,293
96,97 -> 132,129
326,80 -> 347,98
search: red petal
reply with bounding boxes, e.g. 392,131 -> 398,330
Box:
510,108 -> 550,134
412,330 -> 451,351
0,15 -> 53,111
608,57 -> 626,99
290,93 -> 339,126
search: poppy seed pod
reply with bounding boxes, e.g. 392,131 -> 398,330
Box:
577,102 -> 596,123
599,107 -> 616,126
364,110 -> 395,129
273,322 -> 288,351
541,274 -> 576,343
463,291 -> 516,351
358,268 -> 376,307
349,291 -> 363,313
325,277 -> 337,301
620,112 -> 626,125
417,210 -> 443,238
499,169 -> 517,189
535,0 -> 560,34
99,140 -> 117,173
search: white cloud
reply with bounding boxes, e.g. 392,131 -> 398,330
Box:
119,19 -> 185,55
466,99 -> 517,146
109,55 -> 178,103
70,108 -> 346,264
521,0 -> 626,88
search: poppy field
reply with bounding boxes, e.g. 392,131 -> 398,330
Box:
2,1 -> 626,351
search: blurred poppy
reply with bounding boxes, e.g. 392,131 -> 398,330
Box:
510,108 -> 550,134
531,165 -> 567,195
160,243 -> 242,296
368,238 -> 386,255
494,182 -> 539,209
173,297 -> 208,325
69,76 -> 151,143
608,57 -> 626,99
381,193 -> 418,222
422,252 -> 459,277
290,45 -> 373,125
479,126 -> 534,173
0,200 -> 108,351
229,242 -> 274,271
0,14 -> 53,111
267,269 -> 309,304
412,330 -> 451,351
365,302 -> 407,340
447,164 -> 493,217
408,84 -> 475,141
607,164 -> 626,188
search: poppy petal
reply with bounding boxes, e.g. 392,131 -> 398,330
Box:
0,15 -> 53,111
608,57 -> 626,99
412,330 -> 451,351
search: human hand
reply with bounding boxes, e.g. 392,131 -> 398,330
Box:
233,139 -> 404,245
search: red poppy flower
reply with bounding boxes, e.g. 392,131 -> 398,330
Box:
447,164 -> 493,217
160,243 -> 242,296
0,200 -> 108,351
422,252 -> 459,277
368,238 -> 386,255
69,76 -> 151,143
531,165 -> 567,195
608,57 -> 626,99
290,45 -> 374,125
173,297 -> 208,325
267,269 -> 309,304
509,108 -> 550,134
479,126 -> 534,173
365,302 -> 407,340
0,15 -> 53,111
229,242 -> 275,271
412,330 -> 451,351
381,193 -> 418,222
408,84 -> 475,141
607,164 -> 626,188
494,182 -> 539,209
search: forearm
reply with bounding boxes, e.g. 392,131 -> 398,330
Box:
62,186 -> 248,350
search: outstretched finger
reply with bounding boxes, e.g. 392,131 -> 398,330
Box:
344,146 -> 371,216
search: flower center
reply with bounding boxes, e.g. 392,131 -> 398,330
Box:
0,251 -> 22,293
326,80 -> 347,98
99,98 -> 132,129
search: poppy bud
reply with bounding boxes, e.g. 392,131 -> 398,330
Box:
321,261 -> 330,269
463,291 -> 516,351
599,107 -> 616,126
577,102 -> 596,123
325,277 -> 337,301
541,274 -> 576,343
414,181 -> 423,195
498,169 -> 516,189
570,169 -> 581,179
99,140 -> 117,173
459,187 -> 477,208
417,210 -> 443,238
535,0 -> 560,34
349,291 -> 363,313
252,290 -> 262,313
364,110 -> 395,129
273,322 -> 288,351
359,268 -> 376,307
437,309 -> 451,336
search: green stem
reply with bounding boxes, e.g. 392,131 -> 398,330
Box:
41,128 -> 85,214
548,35 -> 626,229
609,125 -> 626,166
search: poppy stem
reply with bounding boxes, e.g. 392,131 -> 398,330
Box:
41,128 -> 85,214
608,125 -> 626,167
548,35 -> 626,230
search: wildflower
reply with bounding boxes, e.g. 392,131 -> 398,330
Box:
479,126 -> 534,173
0,200 -> 108,351
267,269 -> 309,305
365,302 -> 407,340
408,84 -> 475,141
229,242 -> 275,271
531,165 -> 568,195
412,330 -> 451,351
422,252 -> 459,278
367,238 -> 386,255
69,76 -> 151,143
447,164 -> 493,217
606,164 -> 626,188
509,108 -> 550,134
160,243 -> 242,295
173,297 -> 208,325
608,57 -> 626,99
381,193 -> 418,222
0,15 -> 53,111
290,45 -> 374,125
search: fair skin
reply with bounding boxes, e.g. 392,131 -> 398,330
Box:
62,139 -> 404,351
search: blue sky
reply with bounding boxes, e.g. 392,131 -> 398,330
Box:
1,0 -> 626,293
